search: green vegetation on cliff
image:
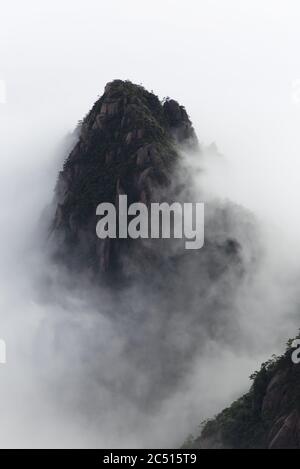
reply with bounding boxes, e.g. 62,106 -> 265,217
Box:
187,336 -> 300,449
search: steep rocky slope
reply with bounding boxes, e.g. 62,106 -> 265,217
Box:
50,80 -> 198,276
187,340 -> 300,449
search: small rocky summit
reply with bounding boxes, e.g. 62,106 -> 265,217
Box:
187,342 -> 300,449
50,80 -> 197,276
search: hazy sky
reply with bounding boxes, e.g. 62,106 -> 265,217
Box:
1,0 -> 300,227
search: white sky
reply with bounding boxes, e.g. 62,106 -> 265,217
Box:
1,0 -> 300,230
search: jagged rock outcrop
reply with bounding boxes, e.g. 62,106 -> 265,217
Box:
50,80 -> 198,277
187,342 -> 300,449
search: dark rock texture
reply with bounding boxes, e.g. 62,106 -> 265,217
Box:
50,80 -> 198,277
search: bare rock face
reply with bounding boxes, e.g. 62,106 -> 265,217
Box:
49,80 -> 200,276
163,99 -> 197,146
188,344 -> 300,449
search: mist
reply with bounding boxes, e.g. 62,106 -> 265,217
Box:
1,0 -> 300,448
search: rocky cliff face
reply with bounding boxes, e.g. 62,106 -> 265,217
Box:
188,342 -> 300,449
50,80 -> 198,277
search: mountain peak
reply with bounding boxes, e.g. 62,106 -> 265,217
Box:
79,79 -> 197,149
50,80 -> 198,275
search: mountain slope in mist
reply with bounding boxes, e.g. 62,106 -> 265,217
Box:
187,337 -> 300,449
